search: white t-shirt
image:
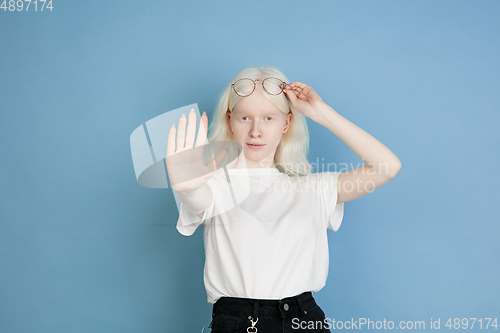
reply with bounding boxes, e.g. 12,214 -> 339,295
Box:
176,167 -> 344,305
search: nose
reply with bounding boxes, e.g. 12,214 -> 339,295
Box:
249,122 -> 262,138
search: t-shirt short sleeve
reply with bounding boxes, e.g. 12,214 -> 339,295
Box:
176,179 -> 216,237
317,171 -> 345,232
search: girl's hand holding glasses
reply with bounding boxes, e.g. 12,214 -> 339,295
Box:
283,82 -> 327,123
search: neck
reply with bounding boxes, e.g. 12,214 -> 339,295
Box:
232,153 -> 276,169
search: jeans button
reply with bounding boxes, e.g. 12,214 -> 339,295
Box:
284,303 -> 289,311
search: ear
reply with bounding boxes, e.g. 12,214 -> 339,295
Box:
227,112 -> 233,133
283,111 -> 293,133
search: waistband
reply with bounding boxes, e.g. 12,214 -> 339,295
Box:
212,291 -> 318,320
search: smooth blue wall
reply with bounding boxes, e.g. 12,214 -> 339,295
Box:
1,1 -> 498,332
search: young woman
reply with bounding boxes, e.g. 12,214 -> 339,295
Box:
165,67 -> 401,333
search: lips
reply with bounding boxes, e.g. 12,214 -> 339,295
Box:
247,143 -> 265,149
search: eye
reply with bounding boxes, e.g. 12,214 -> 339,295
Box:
265,117 -> 273,121
241,116 -> 249,121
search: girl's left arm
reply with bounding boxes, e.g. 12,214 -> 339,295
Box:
284,81 -> 402,204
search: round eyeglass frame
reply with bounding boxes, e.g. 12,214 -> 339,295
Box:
231,77 -> 287,97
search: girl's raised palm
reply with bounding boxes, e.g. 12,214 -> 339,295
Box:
165,109 -> 227,193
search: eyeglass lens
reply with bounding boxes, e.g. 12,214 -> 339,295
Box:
233,78 -> 285,97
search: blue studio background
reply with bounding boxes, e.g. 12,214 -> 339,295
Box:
1,1 -> 499,332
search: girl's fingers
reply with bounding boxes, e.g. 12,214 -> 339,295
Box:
195,112 -> 208,147
285,88 -> 298,103
288,81 -> 309,90
166,125 -> 176,157
297,89 -> 307,99
288,86 -> 303,96
185,108 -> 196,148
288,86 -> 302,95
176,114 -> 187,151
289,84 -> 309,99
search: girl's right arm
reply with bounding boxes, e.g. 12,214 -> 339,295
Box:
165,109 -> 225,218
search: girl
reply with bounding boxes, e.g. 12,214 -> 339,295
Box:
165,67 -> 401,333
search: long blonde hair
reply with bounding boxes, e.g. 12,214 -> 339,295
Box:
208,66 -> 313,177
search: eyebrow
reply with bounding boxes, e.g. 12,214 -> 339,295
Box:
234,109 -> 281,116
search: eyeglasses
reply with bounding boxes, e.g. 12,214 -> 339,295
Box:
231,77 -> 287,97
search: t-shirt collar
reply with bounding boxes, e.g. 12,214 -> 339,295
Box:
228,167 -> 281,175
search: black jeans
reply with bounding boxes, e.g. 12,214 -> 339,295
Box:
209,291 -> 331,333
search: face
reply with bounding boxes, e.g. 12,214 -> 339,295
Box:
228,85 -> 293,168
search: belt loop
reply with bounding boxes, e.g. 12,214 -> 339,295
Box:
252,299 -> 260,320
295,294 -> 307,318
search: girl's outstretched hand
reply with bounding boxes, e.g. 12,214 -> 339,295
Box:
165,109 -> 227,194
283,81 -> 326,122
